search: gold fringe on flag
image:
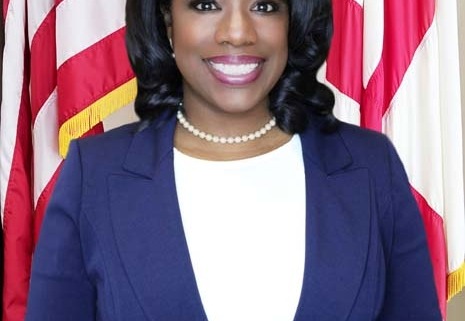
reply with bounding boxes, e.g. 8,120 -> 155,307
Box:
447,261 -> 465,301
58,78 -> 137,158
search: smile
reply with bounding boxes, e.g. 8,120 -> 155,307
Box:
209,62 -> 260,76
205,55 -> 265,86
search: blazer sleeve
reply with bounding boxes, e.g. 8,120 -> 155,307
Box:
377,140 -> 442,320
25,141 -> 96,321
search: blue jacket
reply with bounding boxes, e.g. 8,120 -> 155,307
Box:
25,114 -> 441,321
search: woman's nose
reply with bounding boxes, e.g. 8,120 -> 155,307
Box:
215,9 -> 257,47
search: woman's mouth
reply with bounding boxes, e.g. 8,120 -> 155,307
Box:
205,55 -> 264,86
210,62 -> 260,76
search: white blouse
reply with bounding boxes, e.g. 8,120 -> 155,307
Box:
174,135 -> 306,321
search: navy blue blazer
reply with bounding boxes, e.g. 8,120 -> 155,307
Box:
25,113 -> 441,321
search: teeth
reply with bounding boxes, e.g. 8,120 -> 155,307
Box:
209,62 -> 259,76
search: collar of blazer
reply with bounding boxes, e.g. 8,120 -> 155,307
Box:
110,112 -> 374,320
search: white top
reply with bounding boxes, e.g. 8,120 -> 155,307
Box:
174,135 -> 306,321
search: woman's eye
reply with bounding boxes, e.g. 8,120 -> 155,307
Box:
190,1 -> 219,11
252,2 -> 279,13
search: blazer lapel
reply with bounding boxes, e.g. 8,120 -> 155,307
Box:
109,115 -> 371,321
109,114 -> 207,321
295,125 -> 372,321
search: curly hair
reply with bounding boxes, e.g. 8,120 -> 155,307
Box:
125,0 -> 337,133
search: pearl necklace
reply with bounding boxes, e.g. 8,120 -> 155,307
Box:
176,110 -> 277,144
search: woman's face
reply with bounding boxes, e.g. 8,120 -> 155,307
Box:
168,0 -> 289,119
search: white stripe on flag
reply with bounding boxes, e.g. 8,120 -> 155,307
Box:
0,0 -> 27,221
436,0 -> 465,274
383,19 -> 444,214
56,0 -> 126,67
318,63 -> 361,126
362,0 -> 383,87
27,0 -> 54,46
33,90 -> 62,207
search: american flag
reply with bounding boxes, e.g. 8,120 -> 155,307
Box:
320,0 -> 464,319
1,0 -> 135,320
1,0 -> 463,320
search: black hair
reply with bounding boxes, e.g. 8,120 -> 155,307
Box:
125,0 -> 338,133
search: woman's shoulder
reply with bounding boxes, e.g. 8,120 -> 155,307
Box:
303,120 -> 404,185
331,121 -> 408,196
67,114 -> 176,177
336,121 -> 390,147
70,121 -> 142,169
335,121 -> 396,164
78,121 -> 141,146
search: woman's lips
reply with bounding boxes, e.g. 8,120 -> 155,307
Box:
205,55 -> 264,86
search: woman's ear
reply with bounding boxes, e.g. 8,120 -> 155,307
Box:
162,8 -> 173,39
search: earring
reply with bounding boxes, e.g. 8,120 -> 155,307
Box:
169,38 -> 175,58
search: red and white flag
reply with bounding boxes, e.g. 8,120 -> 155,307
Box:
322,0 -> 465,319
1,0 -> 136,320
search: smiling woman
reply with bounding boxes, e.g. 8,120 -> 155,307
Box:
168,0 -> 289,127
24,0 -> 442,320
126,0 -> 335,135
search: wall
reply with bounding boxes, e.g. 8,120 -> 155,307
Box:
448,290 -> 465,320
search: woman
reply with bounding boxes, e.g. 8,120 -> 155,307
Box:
25,0 -> 441,320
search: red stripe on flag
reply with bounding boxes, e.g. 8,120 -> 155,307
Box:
57,27 -> 134,126
361,0 -> 435,130
2,49 -> 33,321
3,0 -> 11,21
326,0 -> 363,104
30,7 -> 56,124
411,187 -> 447,318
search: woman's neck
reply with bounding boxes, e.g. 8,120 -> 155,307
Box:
174,122 -> 292,161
